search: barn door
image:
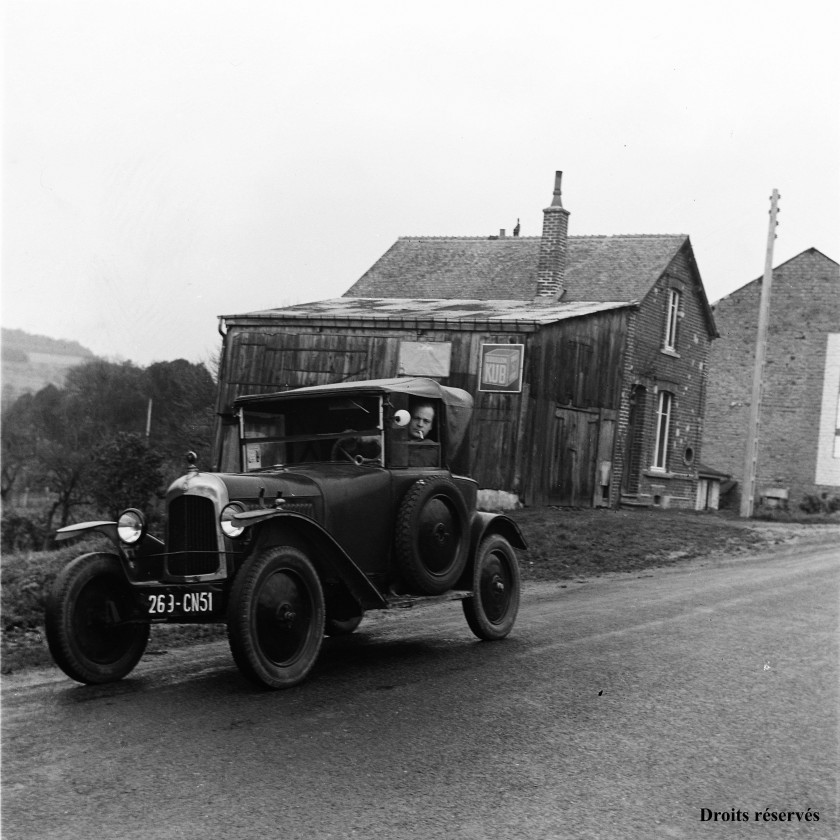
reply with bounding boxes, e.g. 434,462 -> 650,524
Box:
548,407 -> 600,507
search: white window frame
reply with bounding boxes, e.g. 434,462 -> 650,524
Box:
816,334 -> 840,483
653,391 -> 673,471
664,289 -> 681,351
834,387 -> 840,458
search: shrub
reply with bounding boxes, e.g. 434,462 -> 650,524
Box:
799,493 -> 840,514
0,537 -> 107,630
88,432 -> 165,519
0,511 -> 48,553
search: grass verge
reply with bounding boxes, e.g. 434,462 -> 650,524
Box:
508,507 -> 775,581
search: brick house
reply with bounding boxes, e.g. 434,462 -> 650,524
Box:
218,172 -> 718,508
702,248 -> 840,509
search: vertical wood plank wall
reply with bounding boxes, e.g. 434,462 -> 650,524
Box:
215,308 -> 628,506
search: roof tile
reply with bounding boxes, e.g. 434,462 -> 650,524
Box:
343,234 -> 689,302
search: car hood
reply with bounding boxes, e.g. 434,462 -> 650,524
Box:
168,463 -> 385,510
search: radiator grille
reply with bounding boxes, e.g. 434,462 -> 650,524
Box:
166,495 -> 221,576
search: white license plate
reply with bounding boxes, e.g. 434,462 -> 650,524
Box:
147,592 -> 214,616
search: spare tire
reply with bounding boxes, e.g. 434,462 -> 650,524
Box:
395,478 -> 470,595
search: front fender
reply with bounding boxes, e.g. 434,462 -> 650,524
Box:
56,521 -> 119,544
231,508 -> 286,528
55,521 -> 164,556
234,509 -> 388,610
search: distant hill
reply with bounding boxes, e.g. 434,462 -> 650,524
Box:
2,328 -> 96,407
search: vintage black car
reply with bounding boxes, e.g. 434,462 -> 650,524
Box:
45,377 -> 526,689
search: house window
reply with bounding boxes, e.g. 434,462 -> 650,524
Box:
664,289 -> 681,351
653,391 -> 673,471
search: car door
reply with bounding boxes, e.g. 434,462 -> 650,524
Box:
318,467 -> 394,578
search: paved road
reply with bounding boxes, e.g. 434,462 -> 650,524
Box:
3,541 -> 837,839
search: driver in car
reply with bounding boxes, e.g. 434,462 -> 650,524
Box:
408,402 -> 435,440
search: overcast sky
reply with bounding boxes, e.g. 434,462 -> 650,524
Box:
3,0 -> 838,367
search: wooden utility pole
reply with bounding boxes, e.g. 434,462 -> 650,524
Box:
740,189 -> 781,518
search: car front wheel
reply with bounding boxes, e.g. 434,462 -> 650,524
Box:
462,535 -> 521,640
45,552 -> 150,684
227,546 -> 325,689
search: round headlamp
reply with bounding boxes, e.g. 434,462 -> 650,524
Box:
220,503 -> 246,539
117,508 -> 145,544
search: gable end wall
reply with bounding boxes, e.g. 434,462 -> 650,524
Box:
703,250 -> 840,507
618,247 -> 712,508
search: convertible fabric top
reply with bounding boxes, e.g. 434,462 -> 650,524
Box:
235,377 -> 474,458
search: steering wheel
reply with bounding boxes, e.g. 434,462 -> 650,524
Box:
331,438 -> 357,462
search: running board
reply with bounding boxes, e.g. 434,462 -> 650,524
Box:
385,590 -> 472,609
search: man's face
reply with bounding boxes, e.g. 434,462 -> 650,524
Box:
409,406 -> 435,440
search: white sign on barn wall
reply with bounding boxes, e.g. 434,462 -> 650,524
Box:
398,342 -> 452,377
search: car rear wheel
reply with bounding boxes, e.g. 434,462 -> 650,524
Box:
462,535 -> 521,640
227,546 -> 325,689
45,552 -> 150,684
395,478 -> 470,595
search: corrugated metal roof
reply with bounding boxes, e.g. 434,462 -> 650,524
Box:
222,297 -> 635,329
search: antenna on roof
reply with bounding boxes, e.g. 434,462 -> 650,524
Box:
513,218 -> 521,237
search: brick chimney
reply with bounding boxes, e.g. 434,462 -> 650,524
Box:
535,171 -> 570,300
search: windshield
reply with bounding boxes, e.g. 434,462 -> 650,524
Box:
239,394 -> 383,470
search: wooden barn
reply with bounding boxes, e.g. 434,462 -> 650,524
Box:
215,172 -> 717,509
215,297 -> 632,506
